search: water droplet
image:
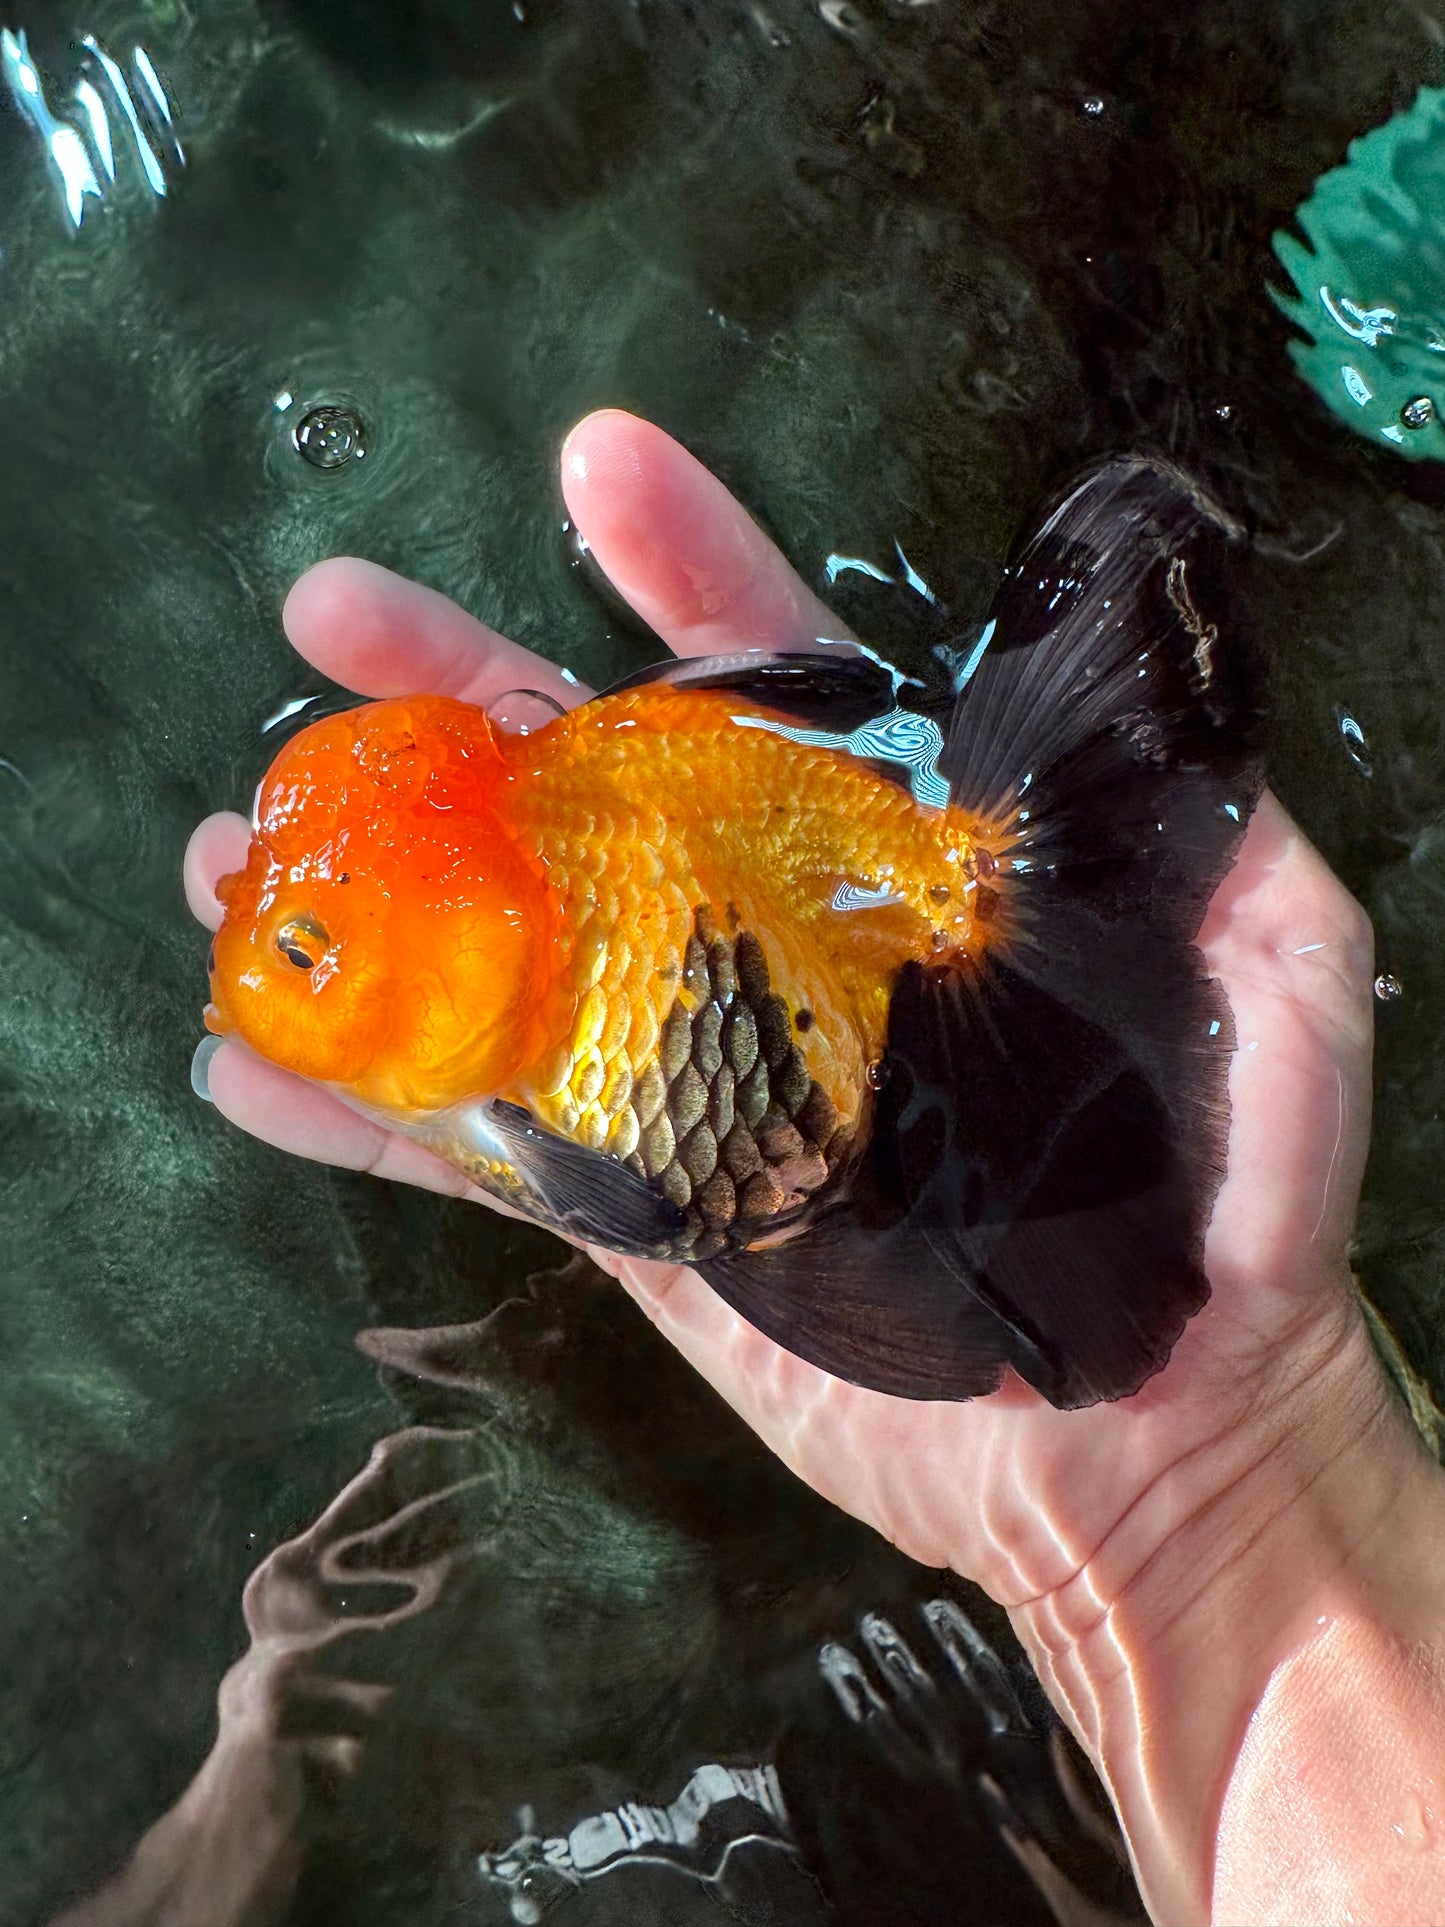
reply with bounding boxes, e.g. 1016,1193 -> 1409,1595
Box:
191,1035 -> 222,1102
487,688 -> 568,735
1334,706 -> 1373,777
1081,95 -> 1105,116
930,928 -> 948,950
866,1058 -> 890,1090
1392,1789 -> 1436,1850
1215,402 -> 1233,421
293,403 -> 367,470
1375,973 -> 1403,1002
1402,394 -> 1436,430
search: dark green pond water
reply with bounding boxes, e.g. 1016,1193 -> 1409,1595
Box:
3,1 -> 1444,1921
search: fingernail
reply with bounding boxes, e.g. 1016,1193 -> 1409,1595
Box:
191,1035 -> 223,1102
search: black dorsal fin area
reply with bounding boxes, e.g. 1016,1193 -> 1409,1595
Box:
702,458 -> 1263,1409
599,647 -> 957,801
602,647 -> 938,737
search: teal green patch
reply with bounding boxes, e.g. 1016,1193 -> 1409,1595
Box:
1273,85 -> 1445,458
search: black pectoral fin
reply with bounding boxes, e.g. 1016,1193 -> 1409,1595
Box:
478,1101 -> 689,1257
883,954 -> 1222,1408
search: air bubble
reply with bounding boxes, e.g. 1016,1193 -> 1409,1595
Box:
1334,706 -> 1373,777
1081,95 -> 1105,116
487,688 -> 568,736
1402,395 -> 1436,431
1375,973 -> 1403,1002
293,404 -> 367,470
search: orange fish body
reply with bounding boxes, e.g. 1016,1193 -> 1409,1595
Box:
211,681 -> 996,1262
208,459 -> 1261,1408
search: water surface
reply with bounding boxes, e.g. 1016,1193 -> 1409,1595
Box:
3,1 -> 1444,1920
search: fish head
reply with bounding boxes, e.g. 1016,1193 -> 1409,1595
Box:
207,695 -> 556,1116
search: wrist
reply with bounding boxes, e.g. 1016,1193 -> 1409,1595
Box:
1007,1294 -> 1444,1924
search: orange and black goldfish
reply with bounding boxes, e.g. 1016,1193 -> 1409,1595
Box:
205,459 -> 1260,1407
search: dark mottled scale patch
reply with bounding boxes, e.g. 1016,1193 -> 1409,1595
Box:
658,1002 -> 692,1081
639,1111 -> 676,1176
737,1059 -> 772,1128
775,1048 -> 812,1117
670,1061 -> 708,1135
633,1059 -> 667,1127
720,1121 -> 762,1180
658,1162 -> 693,1209
708,1062 -> 735,1139
734,930 -> 770,1005
678,1120 -> 718,1185
622,907 -> 858,1262
683,932 -> 709,994
707,937 -> 736,1005
785,1145 -> 829,1196
738,1166 -> 785,1217
695,1168 -> 736,1227
758,1120 -> 805,1164
692,1002 -> 724,1079
795,1082 -> 839,1152
723,1005 -> 758,1078
756,994 -> 793,1069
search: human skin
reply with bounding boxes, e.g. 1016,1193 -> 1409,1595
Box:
186,409 -> 1445,1926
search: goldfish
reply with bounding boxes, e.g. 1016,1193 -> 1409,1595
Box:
206,458 -> 1260,1408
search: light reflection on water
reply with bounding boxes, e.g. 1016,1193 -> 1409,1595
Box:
1,26 -> 182,229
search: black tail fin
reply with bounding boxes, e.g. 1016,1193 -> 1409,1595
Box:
701,459 -> 1262,1408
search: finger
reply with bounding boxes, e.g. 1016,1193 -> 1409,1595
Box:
283,557 -> 592,711
185,811 -> 252,929
1200,792 -> 1375,1053
198,1039 -> 480,1201
561,409 -> 854,658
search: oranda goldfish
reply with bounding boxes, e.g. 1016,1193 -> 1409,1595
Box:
206,459 -> 1261,1407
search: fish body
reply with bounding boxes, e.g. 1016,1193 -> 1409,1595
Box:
208,459 -> 1261,1408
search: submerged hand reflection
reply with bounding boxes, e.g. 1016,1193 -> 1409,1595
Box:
185,411 -> 1435,1926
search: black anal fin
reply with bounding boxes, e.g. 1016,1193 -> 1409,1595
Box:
696,1213 -> 1024,1403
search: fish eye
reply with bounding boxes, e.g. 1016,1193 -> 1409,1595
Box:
275,913 -> 330,972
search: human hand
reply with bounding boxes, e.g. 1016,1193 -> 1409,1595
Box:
186,410 -> 1419,1919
